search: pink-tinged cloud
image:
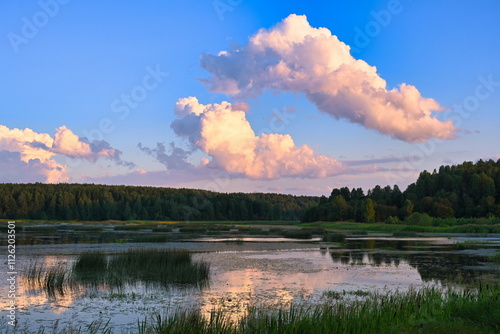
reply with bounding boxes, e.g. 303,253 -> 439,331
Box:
0,125 -> 131,183
52,126 -> 120,162
172,97 -> 345,179
200,14 -> 457,143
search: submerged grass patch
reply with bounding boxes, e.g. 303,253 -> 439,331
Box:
282,230 -> 313,239
23,249 -> 209,297
323,232 -> 346,243
453,240 -> 493,250
392,231 -> 418,237
488,252 -> 500,263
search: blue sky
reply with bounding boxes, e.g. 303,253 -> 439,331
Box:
1,0 -> 499,196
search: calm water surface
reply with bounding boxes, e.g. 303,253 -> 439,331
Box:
1,234 -> 499,332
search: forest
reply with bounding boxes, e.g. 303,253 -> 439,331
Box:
1,159 -> 499,223
302,159 -> 500,223
0,183 -> 318,221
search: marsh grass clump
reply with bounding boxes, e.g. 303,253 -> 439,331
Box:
323,232 -> 346,243
453,240 -> 493,250
283,230 -> 313,239
179,226 -> 207,233
350,230 -> 368,236
151,227 -> 172,233
25,261 -> 69,297
70,225 -> 104,232
23,226 -> 58,233
23,249 -> 210,297
392,231 -> 418,237
108,249 -> 209,285
114,225 -> 148,231
488,252 -> 500,263
72,251 -> 109,286
300,227 -> 326,235
248,228 -> 269,235
322,290 -> 344,300
131,235 -> 170,243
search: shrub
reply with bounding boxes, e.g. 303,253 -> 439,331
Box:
406,212 -> 433,226
384,216 -> 399,224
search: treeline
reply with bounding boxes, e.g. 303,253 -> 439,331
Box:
302,159 -> 500,223
0,183 -> 319,221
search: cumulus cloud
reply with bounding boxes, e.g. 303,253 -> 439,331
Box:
200,14 -> 457,143
0,125 -> 133,183
0,150 -> 68,183
138,142 -> 191,170
172,97 -> 345,179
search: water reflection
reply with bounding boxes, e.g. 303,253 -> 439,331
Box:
2,236 -> 499,332
329,237 -> 499,285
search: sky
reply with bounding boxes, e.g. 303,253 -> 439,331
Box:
1,0 -> 500,196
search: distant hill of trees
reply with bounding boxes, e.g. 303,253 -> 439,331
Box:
302,159 -> 500,223
2,159 -> 499,223
0,183 -> 319,221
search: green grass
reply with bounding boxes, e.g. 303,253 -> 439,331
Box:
23,225 -> 58,233
108,249 -> 209,285
282,230 -> 313,239
392,231 -> 418,237
323,232 -> 346,242
350,230 -> 368,235
178,227 -> 207,233
152,227 -> 173,233
135,284 -> 500,334
488,252 -> 500,263
12,283 -> 500,333
70,225 -> 105,232
452,240 -> 493,250
23,249 -> 210,296
114,224 -> 157,231
302,221 -> 500,234
25,261 -> 68,297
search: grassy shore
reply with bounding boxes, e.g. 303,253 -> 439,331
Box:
15,284 -> 499,334
302,221 -> 500,234
4,218 -> 499,233
138,284 -> 500,334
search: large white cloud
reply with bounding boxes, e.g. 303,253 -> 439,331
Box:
172,97 -> 345,179
200,14 -> 457,143
0,125 -> 131,183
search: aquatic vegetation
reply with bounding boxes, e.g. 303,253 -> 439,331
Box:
323,232 -> 346,243
350,230 -> 368,235
23,225 -> 58,233
488,252 -> 500,263
392,231 -> 418,237
114,224 -> 154,231
151,227 -> 173,233
283,230 -> 313,239
452,240 -> 493,250
23,249 -> 210,297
